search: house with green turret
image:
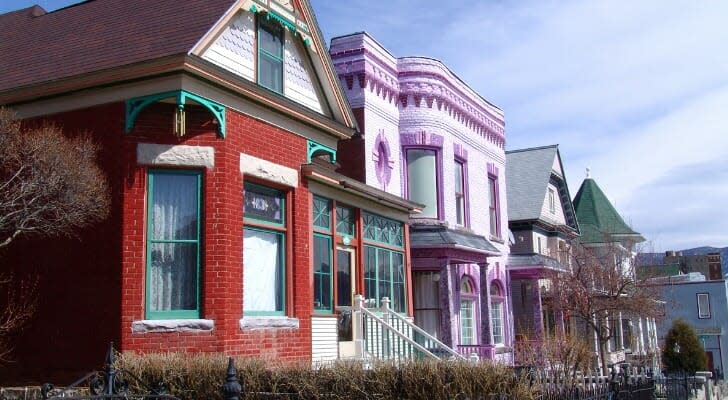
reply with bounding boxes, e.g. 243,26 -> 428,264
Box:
572,171 -> 660,372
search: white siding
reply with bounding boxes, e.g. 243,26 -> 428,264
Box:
540,183 -> 567,225
202,11 -> 256,82
312,317 -> 338,362
284,32 -> 323,113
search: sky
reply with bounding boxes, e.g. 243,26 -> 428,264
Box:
3,0 -> 728,252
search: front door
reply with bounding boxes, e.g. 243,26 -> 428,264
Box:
336,247 -> 355,309
337,247 -> 357,357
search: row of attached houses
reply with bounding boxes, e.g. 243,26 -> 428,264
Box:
0,0 -> 657,383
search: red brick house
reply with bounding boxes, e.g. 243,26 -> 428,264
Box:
0,0 -> 420,383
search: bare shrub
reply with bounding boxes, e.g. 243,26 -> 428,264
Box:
116,352 -> 536,400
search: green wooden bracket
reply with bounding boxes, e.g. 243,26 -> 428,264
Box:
125,90 -> 226,138
307,140 -> 336,163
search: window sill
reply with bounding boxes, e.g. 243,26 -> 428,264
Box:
132,319 -> 214,333
239,317 -> 300,330
489,235 -> 505,244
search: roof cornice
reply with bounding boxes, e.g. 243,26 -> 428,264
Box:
1,53 -> 355,141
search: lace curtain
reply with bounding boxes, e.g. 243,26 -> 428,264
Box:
149,174 -> 198,312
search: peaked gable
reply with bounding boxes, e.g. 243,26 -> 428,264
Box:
191,0 -> 356,128
506,145 -> 578,232
573,177 -> 645,244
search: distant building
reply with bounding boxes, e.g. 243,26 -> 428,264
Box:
654,275 -> 728,379
664,251 -> 723,281
637,251 -> 722,282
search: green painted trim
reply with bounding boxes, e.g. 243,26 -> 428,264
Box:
125,90 -> 226,138
243,226 -> 286,316
257,15 -> 285,94
145,169 -> 202,320
363,245 -> 407,313
313,233 -> 333,313
307,140 -> 337,163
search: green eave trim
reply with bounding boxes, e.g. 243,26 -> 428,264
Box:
125,90 -> 226,138
307,140 -> 336,163
249,2 -> 312,47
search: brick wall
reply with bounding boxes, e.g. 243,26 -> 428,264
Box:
0,102 -> 314,384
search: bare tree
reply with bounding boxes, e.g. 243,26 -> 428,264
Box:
544,239 -> 663,375
0,108 -> 109,248
0,107 -> 109,362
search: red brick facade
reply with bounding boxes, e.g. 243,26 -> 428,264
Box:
1,101 -> 314,383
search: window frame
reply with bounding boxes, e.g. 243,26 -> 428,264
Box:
362,212 -> 407,313
459,275 -> 478,345
548,188 -> 556,214
145,169 -> 202,320
454,158 -> 468,227
312,196 -> 360,314
697,292 -> 711,319
243,182 -> 288,316
490,280 -> 505,345
488,174 -> 501,239
403,146 -> 443,220
256,14 -> 285,94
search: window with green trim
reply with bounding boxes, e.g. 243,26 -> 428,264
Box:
363,212 -> 406,313
243,183 -> 286,315
313,234 -> 332,311
312,196 -> 331,231
363,212 -> 403,247
336,205 -> 356,237
257,16 -> 284,94
146,170 -> 202,319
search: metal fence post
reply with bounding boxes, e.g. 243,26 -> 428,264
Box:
222,357 -> 242,400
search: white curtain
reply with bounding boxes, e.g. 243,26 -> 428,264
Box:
413,272 -> 440,339
149,174 -> 198,312
243,228 -> 282,312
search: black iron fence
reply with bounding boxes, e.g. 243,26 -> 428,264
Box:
41,343 -> 178,400
32,343 -> 710,400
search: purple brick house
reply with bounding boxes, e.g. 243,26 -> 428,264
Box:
330,33 -> 513,362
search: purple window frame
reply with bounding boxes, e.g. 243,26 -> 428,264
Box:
454,157 -> 469,227
488,174 -> 500,239
459,274 -> 479,345
401,132 -> 445,220
489,279 -> 506,345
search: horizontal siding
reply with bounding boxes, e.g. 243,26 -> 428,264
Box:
312,317 -> 338,362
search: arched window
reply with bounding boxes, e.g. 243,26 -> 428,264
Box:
490,280 -> 505,345
460,275 -> 477,345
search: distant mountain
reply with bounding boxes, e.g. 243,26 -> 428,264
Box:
637,246 -> 728,277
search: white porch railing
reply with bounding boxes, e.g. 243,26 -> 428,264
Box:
351,294 -> 465,362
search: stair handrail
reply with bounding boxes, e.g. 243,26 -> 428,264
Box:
380,297 -> 465,360
359,300 -> 438,359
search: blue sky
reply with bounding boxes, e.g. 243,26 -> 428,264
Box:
4,0 -> 728,252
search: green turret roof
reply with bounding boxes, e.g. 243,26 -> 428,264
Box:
573,177 -> 645,244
